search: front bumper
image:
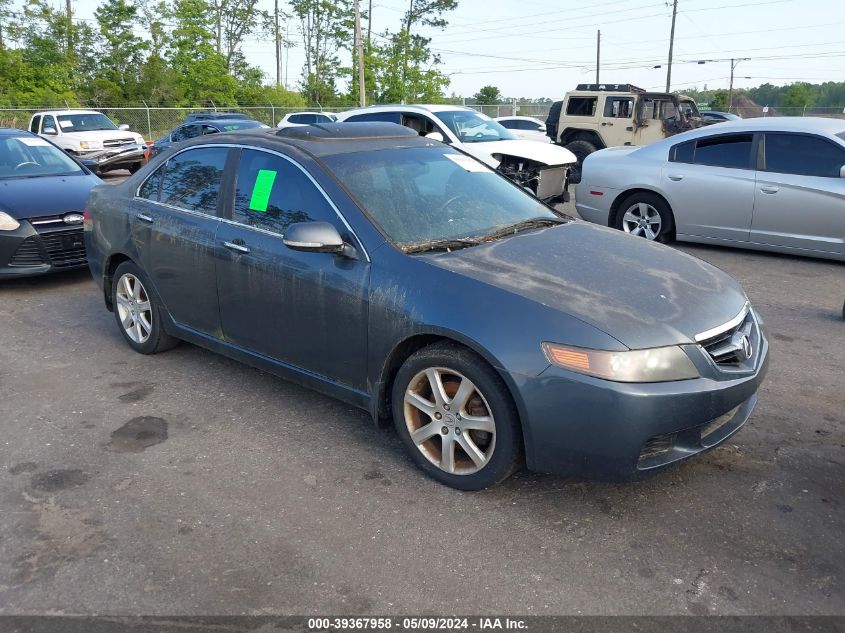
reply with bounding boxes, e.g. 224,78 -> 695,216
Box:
513,332 -> 769,480
79,144 -> 146,171
0,218 -> 87,278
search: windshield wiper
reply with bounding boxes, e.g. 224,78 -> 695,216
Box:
477,217 -> 566,243
401,237 -> 480,254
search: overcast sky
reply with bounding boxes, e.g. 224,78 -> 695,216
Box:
71,0 -> 845,99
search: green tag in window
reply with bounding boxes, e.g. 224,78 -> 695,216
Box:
248,169 -> 277,212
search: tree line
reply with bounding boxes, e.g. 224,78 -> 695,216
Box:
683,81 -> 845,112
0,0 -> 457,107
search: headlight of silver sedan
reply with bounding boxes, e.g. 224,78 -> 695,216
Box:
542,342 -> 699,383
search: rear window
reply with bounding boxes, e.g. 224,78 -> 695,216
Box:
566,97 -> 597,116
694,134 -> 753,169
158,147 -> 229,214
345,112 -> 402,124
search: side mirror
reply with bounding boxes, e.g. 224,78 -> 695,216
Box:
283,221 -> 350,256
840,165 -> 845,178
42,126 -> 57,135
118,123 -> 130,131
537,125 -> 547,133
425,131 -> 445,143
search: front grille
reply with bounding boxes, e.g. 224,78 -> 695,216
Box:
103,138 -> 135,147
697,307 -> 759,370
36,227 -> 87,268
9,237 -> 45,267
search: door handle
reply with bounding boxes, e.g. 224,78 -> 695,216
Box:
667,174 -> 683,181
601,122 -> 613,126
136,213 -> 154,224
760,185 -> 779,194
223,240 -> 250,254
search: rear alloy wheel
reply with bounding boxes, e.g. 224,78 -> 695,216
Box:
392,343 -> 521,490
111,261 -> 178,354
615,192 -> 674,243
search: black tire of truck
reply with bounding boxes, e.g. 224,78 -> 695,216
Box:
564,140 -> 598,184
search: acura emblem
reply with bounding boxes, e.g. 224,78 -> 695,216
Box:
63,213 -> 84,224
741,335 -> 753,360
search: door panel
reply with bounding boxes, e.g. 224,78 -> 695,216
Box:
134,146 -> 230,335
661,163 -> 756,241
750,133 -> 845,255
215,148 -> 369,389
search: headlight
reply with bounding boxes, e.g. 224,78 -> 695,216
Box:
0,211 -> 21,231
79,141 -> 103,150
542,342 -> 699,383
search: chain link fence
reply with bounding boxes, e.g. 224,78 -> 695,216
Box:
1,103 -> 842,142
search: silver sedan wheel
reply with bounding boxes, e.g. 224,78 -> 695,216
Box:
622,202 -> 662,240
115,273 -> 152,344
403,367 -> 496,475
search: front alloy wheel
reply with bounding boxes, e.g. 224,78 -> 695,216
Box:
404,367 -> 496,475
392,343 -> 522,490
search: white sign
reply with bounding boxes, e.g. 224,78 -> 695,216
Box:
762,106 -> 769,113
18,137 -> 50,147
444,153 -> 489,172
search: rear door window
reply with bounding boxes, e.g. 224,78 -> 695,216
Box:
764,133 -> 845,178
345,112 -> 402,124
232,149 -> 341,236
693,134 -> 754,169
565,97 -> 597,116
30,115 -> 41,133
158,147 -> 229,215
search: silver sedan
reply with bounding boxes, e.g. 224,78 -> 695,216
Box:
575,117 -> 845,261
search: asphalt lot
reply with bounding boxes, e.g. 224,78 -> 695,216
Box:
0,172 -> 843,615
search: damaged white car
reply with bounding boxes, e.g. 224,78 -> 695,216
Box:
337,105 -> 576,203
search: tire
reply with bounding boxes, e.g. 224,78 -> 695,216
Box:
614,191 -> 675,243
391,342 -> 522,490
564,139 -> 597,184
111,261 -> 178,354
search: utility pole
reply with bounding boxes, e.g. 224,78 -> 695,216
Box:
665,0 -> 678,92
727,58 -> 749,112
354,0 -> 366,107
274,0 -> 281,86
66,0 -> 73,55
367,0 -> 373,48
595,30 -> 601,84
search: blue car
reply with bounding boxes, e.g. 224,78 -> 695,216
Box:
0,128 -> 101,278
84,123 -> 769,489
149,119 -> 268,159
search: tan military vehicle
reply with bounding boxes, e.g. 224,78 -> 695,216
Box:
546,83 -> 706,182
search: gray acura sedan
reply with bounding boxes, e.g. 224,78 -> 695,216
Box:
85,123 -> 768,490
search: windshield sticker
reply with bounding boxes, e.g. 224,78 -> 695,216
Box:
444,154 -> 488,173
17,137 -> 51,147
59,120 -> 74,128
248,169 -> 277,212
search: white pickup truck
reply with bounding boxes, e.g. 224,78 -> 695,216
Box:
28,110 -> 147,174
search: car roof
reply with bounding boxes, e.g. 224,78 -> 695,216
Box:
340,104 -> 473,117
286,111 -> 336,116
684,116 -> 845,136
191,119 -> 264,127
33,110 -> 102,116
173,122 -> 430,158
495,116 -> 543,121
0,127 -> 36,137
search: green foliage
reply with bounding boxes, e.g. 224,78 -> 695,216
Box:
709,90 -> 727,111
473,85 -> 502,105
684,81 -> 845,115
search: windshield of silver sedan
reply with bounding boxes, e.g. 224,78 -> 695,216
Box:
0,135 -> 84,178
324,147 -> 566,251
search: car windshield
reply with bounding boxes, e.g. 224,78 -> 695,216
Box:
324,146 -> 562,249
216,121 -> 265,131
435,111 -> 515,143
56,113 -> 118,131
0,135 -> 84,178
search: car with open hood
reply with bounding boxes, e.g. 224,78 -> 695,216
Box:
84,122 -> 768,490
336,105 -> 576,203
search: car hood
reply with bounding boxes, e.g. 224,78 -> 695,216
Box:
461,139 -> 576,167
60,129 -> 144,142
0,173 -> 100,219
425,222 -> 748,349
